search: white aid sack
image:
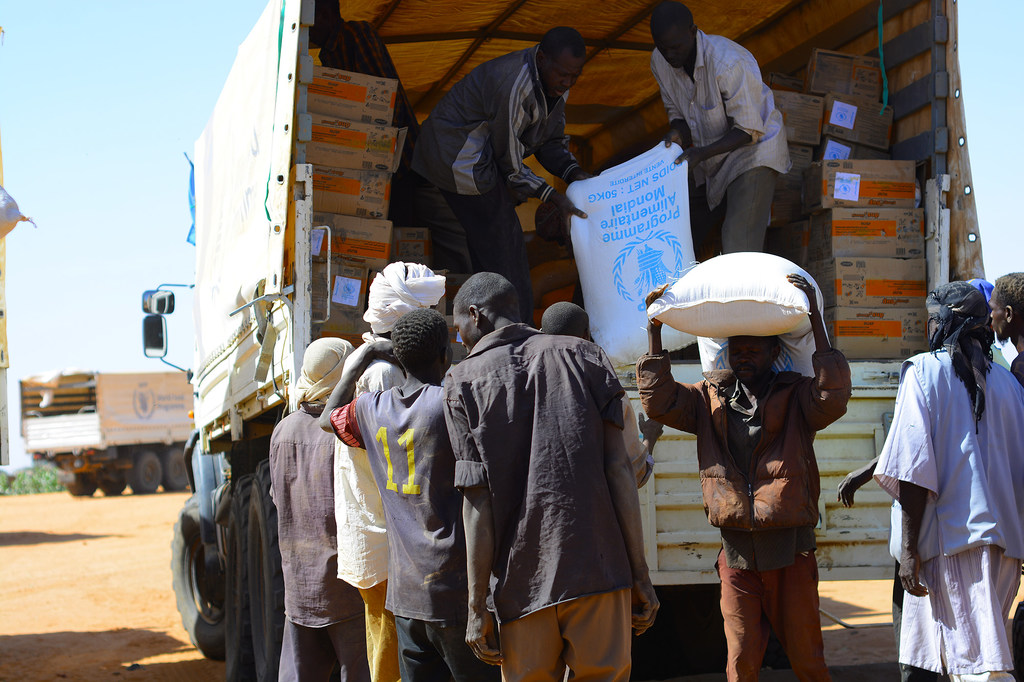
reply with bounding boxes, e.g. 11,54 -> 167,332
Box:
646,252 -> 825,376
568,143 -> 695,367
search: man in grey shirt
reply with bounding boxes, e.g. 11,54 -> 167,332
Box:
413,27 -> 592,322
443,272 -> 658,680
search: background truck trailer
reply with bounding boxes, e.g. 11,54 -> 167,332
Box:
161,0 -> 994,678
20,371 -> 194,496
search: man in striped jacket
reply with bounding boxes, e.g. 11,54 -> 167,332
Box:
412,27 -> 592,323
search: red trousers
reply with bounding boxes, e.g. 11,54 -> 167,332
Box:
716,549 -> 831,682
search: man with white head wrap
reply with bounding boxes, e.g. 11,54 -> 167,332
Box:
269,338 -> 370,682
332,262 -> 446,682
875,282 -> 1024,681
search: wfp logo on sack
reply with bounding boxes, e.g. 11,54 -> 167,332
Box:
612,230 -> 687,310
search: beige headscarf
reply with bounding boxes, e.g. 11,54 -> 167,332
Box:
363,262 -> 446,334
293,337 -> 354,404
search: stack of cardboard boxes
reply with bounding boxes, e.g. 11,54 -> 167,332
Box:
306,67 -> 406,342
767,49 -> 928,360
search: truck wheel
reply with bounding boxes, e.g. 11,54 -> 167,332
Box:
171,494 -> 226,660
97,472 -> 127,497
226,474 -> 256,682
65,473 -> 98,497
1012,599 -> 1023,679
161,448 -> 190,492
129,450 -> 163,494
247,460 -> 285,681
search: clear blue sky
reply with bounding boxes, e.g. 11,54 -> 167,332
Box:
1,2 -> 1018,471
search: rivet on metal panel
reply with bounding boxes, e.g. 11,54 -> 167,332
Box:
958,136 -> 965,146
273,224 -> 282,233
968,233 -> 977,242
964,185 -> 971,195
277,175 -> 285,183
955,89 -> 960,98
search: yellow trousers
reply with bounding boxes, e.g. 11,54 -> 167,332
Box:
357,580 -> 402,682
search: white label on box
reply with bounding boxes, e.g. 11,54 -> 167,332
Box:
823,139 -> 852,160
311,228 -> 326,256
834,172 -> 861,202
829,101 -> 858,129
332,275 -> 362,307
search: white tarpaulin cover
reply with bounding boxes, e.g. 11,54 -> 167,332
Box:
192,0 -> 283,370
567,144 -> 695,367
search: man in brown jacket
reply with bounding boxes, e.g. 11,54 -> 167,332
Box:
636,274 -> 851,682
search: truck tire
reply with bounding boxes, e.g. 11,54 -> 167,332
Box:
65,473 -> 98,497
97,471 -> 127,497
129,450 -> 163,494
1012,599 -> 1023,680
247,460 -> 285,681
171,494 -> 226,660
226,474 -> 256,682
161,448 -> 190,492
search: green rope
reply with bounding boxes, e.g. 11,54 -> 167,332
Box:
878,0 -> 890,113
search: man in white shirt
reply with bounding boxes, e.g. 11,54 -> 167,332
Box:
875,282 -> 1024,680
649,2 -> 790,255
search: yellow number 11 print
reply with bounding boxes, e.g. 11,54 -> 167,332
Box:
375,427 -> 422,495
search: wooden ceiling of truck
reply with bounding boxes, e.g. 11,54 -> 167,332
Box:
339,0 -> 907,166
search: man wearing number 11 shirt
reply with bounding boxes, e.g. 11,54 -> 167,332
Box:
323,308 -> 499,682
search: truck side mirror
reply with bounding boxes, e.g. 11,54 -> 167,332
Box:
143,290 -> 175,315
143,315 -> 168,358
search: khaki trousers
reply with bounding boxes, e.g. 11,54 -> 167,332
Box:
358,580 -> 402,682
498,588 -> 631,682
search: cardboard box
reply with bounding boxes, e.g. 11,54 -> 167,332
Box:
769,145 -> 814,226
392,227 -> 432,266
818,135 -> 891,162
804,159 -> 916,212
825,306 -> 928,359
312,166 -> 390,218
806,49 -> 882,101
810,257 -> 927,308
821,94 -> 893,151
808,208 -> 924,260
765,220 -> 810,266
768,73 -> 804,92
311,213 -> 393,270
311,257 -> 372,336
773,91 -> 824,146
307,66 -> 398,126
306,115 -> 407,173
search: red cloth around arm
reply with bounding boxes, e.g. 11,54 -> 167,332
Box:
329,401 -> 364,448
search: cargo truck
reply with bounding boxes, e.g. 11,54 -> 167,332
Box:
153,0 -> 1016,678
20,371 -> 194,496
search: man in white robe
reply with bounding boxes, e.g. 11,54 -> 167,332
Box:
875,281 -> 1024,680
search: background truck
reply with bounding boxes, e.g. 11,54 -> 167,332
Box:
20,370 -> 194,496
155,0 -> 1004,678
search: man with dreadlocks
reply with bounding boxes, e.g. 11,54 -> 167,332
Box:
874,281 -> 1024,681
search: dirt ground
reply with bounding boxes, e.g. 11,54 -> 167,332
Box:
0,491 -> 1020,681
